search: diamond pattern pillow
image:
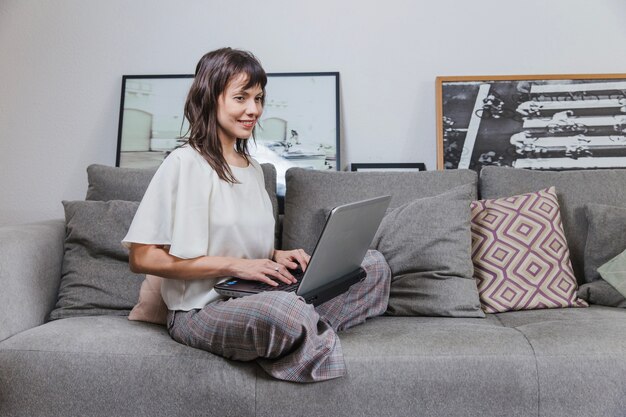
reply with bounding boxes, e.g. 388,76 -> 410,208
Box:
470,186 -> 588,313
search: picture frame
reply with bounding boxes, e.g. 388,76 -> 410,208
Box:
116,72 -> 341,197
350,163 -> 426,172
436,74 -> 626,172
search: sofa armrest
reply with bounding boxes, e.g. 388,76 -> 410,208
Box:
0,219 -> 65,342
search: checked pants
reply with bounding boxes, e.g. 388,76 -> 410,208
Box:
166,249 -> 391,382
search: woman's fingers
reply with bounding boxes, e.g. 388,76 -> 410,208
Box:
294,249 -> 311,271
263,261 -> 295,285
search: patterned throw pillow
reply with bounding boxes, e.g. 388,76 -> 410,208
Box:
470,186 -> 587,313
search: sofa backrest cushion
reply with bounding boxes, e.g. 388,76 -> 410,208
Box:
583,204 -> 626,283
479,166 -> 626,283
282,168 -> 478,253
86,162 -> 280,246
86,164 -> 158,202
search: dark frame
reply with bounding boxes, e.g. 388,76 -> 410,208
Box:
436,73 -> 626,172
351,163 -> 426,172
115,72 -> 341,196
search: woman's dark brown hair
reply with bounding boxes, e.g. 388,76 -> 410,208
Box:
184,47 -> 267,183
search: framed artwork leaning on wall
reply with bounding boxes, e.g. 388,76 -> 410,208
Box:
436,73 -> 626,172
116,72 -> 341,197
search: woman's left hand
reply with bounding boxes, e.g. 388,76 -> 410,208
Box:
272,249 -> 311,273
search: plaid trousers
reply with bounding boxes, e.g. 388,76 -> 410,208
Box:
167,249 -> 391,383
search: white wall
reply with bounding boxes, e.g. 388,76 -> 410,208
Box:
1,0 -> 625,225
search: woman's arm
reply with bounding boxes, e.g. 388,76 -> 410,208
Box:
129,243 -> 297,286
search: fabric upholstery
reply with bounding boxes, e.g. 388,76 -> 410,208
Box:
85,162 -> 280,246
48,200 -> 144,320
496,306 -> 626,417
578,280 -> 626,307
0,316 -> 256,417
470,187 -> 587,313
479,166 -> 626,283
283,167 -> 477,253
0,220 -> 65,342
583,203 -> 626,283
372,184 -> 483,317
86,164 -> 158,202
598,248 -> 626,298
256,315 -> 538,417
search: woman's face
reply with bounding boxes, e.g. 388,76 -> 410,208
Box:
216,73 -> 264,144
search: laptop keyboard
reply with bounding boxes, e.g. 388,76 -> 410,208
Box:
252,267 -> 304,292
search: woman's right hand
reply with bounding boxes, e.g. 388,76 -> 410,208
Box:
230,258 -> 297,287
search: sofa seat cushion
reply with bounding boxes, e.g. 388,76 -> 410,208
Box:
495,306 -> 626,417
0,316 -> 256,417
256,315 -> 539,417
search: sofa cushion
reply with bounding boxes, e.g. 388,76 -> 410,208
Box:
86,164 -> 158,201
0,316 -> 256,417
495,306 -> 626,417
371,184 -> 483,317
479,166 -> 626,283
86,162 -> 281,246
598,248 -> 626,298
283,167 -> 477,253
578,280 -> 626,308
583,204 -> 626,283
256,314 -> 538,417
48,200 -> 144,320
470,187 -> 587,313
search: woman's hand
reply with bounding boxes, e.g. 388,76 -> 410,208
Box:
230,258 -> 298,287
273,249 -> 311,273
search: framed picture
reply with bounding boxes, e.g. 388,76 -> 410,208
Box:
116,72 -> 341,196
351,163 -> 426,172
436,74 -> 626,171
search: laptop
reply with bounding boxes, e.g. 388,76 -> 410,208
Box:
214,195 -> 391,306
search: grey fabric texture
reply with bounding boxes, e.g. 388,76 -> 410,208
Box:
371,184 -> 484,317
48,200 -> 144,320
496,306 -> 626,417
0,220 -> 65,342
0,316 -> 256,417
583,203 -> 626,282
86,164 -> 158,201
86,162 -> 281,247
283,167 -> 478,253
479,166 -> 626,283
578,280 -> 626,307
256,315 -> 538,417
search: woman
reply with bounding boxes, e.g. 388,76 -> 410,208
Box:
122,47 -> 390,382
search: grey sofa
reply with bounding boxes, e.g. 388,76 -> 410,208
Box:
2,164 -> 626,417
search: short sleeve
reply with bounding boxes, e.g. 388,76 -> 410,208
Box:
121,148 -> 212,259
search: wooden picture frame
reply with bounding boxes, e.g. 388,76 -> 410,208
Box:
436,74 -> 626,171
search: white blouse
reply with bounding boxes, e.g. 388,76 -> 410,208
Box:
122,145 -> 275,311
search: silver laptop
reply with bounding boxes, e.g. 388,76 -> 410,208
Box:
214,195 -> 391,305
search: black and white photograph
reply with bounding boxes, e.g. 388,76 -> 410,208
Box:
116,72 -> 340,196
436,74 -> 626,171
